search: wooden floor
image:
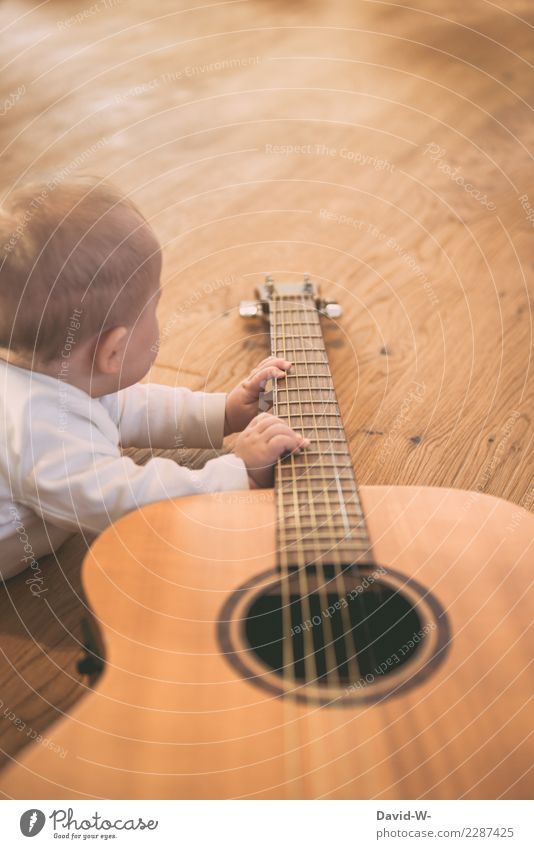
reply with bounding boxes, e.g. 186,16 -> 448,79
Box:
1,0 -> 533,776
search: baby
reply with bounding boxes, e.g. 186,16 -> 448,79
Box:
0,177 -> 309,581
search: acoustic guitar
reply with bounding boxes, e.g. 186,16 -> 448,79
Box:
1,278 -> 532,800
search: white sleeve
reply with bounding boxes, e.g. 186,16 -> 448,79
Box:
18,414 -> 249,534
99,383 -> 227,449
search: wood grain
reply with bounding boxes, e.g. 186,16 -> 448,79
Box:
1,0 -> 533,773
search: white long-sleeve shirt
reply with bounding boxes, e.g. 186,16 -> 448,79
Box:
0,361 -> 249,580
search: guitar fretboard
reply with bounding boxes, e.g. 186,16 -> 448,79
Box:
270,295 -> 372,568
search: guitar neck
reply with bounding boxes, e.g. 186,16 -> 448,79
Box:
269,294 -> 372,568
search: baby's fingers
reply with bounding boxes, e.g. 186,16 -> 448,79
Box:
244,365 -> 287,392
250,356 -> 292,377
261,422 -> 306,443
268,433 -> 308,460
250,412 -> 282,431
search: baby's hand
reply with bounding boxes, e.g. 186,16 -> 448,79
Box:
234,413 -> 310,488
224,357 -> 292,435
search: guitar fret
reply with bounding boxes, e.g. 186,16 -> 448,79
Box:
298,437 -> 348,443
281,499 -> 363,512
274,323 -> 322,331
273,347 -> 326,354
279,495 -> 363,508
286,457 -> 354,470
292,419 -> 345,428
284,373 -> 332,379
279,549 -> 371,564
288,360 -> 329,367
281,515 -> 365,527
277,404 -> 342,412
280,389 -> 337,405
278,474 -> 355,484
278,505 -> 365,521
279,532 -> 368,543
281,487 -> 361,499
280,520 -> 366,532
280,543 -> 369,556
278,503 -> 363,517
297,428 -> 347,435
278,482 -> 357,492
290,449 -> 349,457
279,380 -> 333,389
281,531 -> 366,542
275,389 -> 337,398
276,405 -> 341,418
280,527 -> 366,538
276,412 -> 343,422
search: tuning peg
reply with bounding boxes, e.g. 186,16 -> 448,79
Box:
264,275 -> 275,296
320,300 -> 343,319
239,300 -> 263,318
303,274 -> 313,294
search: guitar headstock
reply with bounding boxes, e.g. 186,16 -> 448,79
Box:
239,275 -> 342,320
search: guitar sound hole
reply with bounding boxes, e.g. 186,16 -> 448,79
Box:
219,565 -> 448,704
244,574 -> 422,688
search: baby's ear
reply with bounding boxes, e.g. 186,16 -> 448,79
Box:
94,326 -> 128,375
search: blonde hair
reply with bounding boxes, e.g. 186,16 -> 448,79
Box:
0,176 -> 161,362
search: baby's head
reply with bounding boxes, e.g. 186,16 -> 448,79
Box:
0,176 -> 162,395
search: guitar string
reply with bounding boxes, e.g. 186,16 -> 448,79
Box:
300,298 -> 385,683
281,296 -> 354,685
294,295 -> 374,798
276,297 -> 321,691
281,298 -> 374,672
275,473 -> 303,797
271,288 -> 377,794
272,300 -> 304,799
297,295 -> 363,687
274,295 -> 335,799
280,296 -> 341,689
299,297 -> 384,682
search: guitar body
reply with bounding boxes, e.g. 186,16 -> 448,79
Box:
1,484 -> 532,800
